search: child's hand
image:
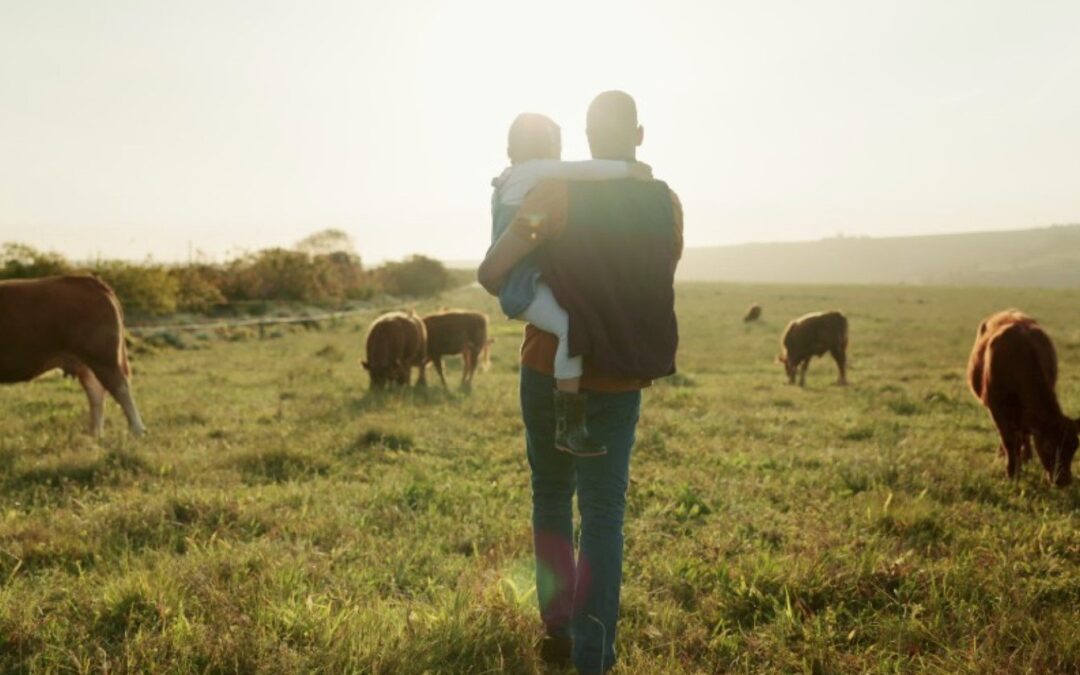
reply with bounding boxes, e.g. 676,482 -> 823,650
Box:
628,162 -> 653,181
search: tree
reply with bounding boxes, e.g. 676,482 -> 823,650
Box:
377,255 -> 453,297
294,229 -> 358,259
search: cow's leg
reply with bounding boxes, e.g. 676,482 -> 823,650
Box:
1019,434 -> 1033,462
461,349 -> 474,388
831,347 -> 848,385
989,408 -> 1022,479
432,357 -> 448,388
798,359 -> 809,387
415,360 -> 427,387
89,362 -> 146,437
74,364 -> 107,437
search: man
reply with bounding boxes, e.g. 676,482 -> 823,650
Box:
479,91 -> 683,674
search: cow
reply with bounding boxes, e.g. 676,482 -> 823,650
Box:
967,310 -> 1078,486
0,275 -> 146,437
743,303 -> 762,322
421,310 -> 491,389
777,310 -> 848,386
362,311 -> 427,389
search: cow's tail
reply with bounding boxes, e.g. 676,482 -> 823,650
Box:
90,274 -> 134,379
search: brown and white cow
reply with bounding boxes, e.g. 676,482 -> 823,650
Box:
362,311 -> 427,388
777,310 -> 848,386
422,310 -> 491,388
967,310 -> 1078,486
743,303 -> 762,322
0,275 -> 146,436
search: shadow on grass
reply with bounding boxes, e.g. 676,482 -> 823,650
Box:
8,448 -> 150,491
232,448 -> 330,484
348,384 -> 462,414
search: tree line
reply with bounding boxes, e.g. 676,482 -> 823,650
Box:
1,229 -> 465,317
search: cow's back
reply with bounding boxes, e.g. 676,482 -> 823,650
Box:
423,311 -> 486,358
970,311 -> 1058,409
0,275 -> 125,382
968,311 -> 1055,402
782,310 -> 846,359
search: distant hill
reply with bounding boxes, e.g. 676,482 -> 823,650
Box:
676,225 -> 1080,287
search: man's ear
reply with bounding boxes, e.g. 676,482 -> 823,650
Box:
636,124 -> 644,148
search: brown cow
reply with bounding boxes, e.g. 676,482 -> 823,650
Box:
422,310 -> 491,388
778,310 -> 848,386
967,310 -> 1078,486
0,275 -> 146,437
743,303 -> 762,322
362,311 -> 427,388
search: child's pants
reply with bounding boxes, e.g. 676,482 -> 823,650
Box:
517,282 -> 583,380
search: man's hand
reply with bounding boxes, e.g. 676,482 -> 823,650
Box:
628,162 -> 653,181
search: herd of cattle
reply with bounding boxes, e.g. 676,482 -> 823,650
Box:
0,275 -> 1076,486
361,309 -> 491,389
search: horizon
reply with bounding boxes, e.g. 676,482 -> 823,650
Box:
2,1 -> 1079,264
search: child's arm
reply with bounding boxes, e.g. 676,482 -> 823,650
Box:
501,160 -> 652,205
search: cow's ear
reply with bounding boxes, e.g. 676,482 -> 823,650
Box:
775,354 -> 786,364
361,361 -> 370,370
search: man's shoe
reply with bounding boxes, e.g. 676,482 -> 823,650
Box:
539,634 -> 572,666
554,391 -> 607,457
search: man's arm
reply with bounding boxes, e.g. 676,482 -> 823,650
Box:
500,160 -> 648,205
477,180 -> 569,295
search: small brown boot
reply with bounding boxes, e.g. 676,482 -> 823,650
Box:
554,390 -> 607,457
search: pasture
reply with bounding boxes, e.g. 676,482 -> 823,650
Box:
2,283 -> 1079,674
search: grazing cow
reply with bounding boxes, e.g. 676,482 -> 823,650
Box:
778,310 -> 848,386
362,311 -> 427,388
0,275 -> 146,437
967,310 -> 1077,486
422,310 -> 491,388
743,303 -> 762,322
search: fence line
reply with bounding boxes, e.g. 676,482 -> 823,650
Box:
127,308 -> 374,337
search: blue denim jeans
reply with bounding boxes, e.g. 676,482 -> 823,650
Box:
520,366 -> 641,674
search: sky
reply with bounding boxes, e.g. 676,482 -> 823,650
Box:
1,0 -> 1078,264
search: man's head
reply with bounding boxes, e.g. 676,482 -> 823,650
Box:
507,113 -> 561,165
586,90 -> 644,160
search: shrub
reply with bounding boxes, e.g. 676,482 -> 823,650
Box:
170,265 -> 227,313
91,261 -> 179,316
376,255 -> 453,298
221,248 -> 372,304
0,243 -> 71,279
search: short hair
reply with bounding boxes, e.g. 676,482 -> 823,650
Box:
586,90 -> 638,137
507,113 -> 560,164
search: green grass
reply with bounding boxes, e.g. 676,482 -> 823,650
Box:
2,283 -> 1079,674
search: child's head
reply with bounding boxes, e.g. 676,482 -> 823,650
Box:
507,113 -> 561,165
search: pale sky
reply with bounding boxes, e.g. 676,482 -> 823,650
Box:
1,0 -> 1078,264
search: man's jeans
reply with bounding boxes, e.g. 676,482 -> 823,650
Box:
520,366 -> 641,674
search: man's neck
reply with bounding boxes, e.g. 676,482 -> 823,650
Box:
591,146 -> 636,162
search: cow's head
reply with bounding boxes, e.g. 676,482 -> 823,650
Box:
1034,417 -> 1079,487
363,359 -> 398,389
776,353 -> 796,384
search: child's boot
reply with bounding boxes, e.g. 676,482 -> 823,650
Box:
554,390 -> 607,457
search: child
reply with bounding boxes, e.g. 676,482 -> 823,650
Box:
489,112 -> 650,457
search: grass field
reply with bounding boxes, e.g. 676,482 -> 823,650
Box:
2,283 -> 1079,674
